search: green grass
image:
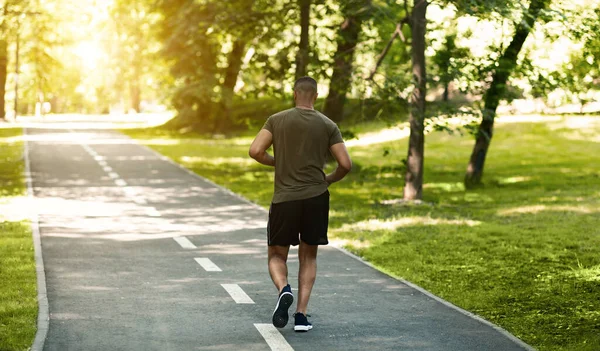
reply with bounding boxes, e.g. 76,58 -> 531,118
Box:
0,128 -> 37,351
123,115 -> 600,351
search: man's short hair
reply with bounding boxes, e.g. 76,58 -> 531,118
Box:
294,76 -> 318,95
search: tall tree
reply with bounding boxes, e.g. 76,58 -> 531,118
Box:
464,0 -> 550,188
217,38 -> 248,131
323,0 -> 370,123
403,0 -> 428,200
295,0 -> 311,80
111,0 -> 155,113
215,0 -> 262,131
0,1 -> 11,120
0,38 -> 6,120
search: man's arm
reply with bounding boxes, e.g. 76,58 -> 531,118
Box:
326,142 -> 352,185
249,129 -> 275,166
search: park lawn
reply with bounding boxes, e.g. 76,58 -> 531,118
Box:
0,128 -> 38,351
123,115 -> 600,351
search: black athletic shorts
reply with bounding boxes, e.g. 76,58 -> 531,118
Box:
267,190 -> 329,246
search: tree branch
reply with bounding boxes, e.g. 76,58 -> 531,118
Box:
367,16 -> 409,81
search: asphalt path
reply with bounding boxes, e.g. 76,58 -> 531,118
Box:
24,121 -> 533,351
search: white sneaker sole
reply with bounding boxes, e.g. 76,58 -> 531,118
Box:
294,325 -> 313,332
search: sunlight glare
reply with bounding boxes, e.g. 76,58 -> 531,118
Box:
74,41 -> 104,69
334,216 -> 481,233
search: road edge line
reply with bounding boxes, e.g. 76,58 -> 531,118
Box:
24,127 -> 50,351
329,243 -> 535,351
127,133 -> 534,351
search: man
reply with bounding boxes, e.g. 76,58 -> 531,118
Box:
249,76 -> 352,332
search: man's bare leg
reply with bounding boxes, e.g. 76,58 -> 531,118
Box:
296,241 -> 318,314
268,245 -> 290,292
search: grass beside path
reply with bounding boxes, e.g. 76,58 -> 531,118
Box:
124,115 -> 600,351
0,128 -> 37,351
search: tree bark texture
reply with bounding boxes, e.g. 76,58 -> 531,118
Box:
217,39 -> 247,131
130,83 -> 141,113
403,0 -> 428,201
0,2 -> 8,120
130,51 -> 142,113
464,0 -> 549,188
295,0 -> 311,81
323,0 -> 369,123
0,40 -> 7,119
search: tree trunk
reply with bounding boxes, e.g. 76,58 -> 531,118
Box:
129,48 -> 142,113
403,0 -> 428,201
443,82 -> 449,101
295,0 -> 311,80
216,39 -> 247,131
130,82 -> 141,113
323,0 -> 369,123
464,0 -> 549,188
0,40 -> 7,120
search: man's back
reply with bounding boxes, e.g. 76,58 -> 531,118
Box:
263,107 -> 343,204
249,76 -> 352,332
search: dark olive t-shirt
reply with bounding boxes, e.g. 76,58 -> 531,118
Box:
263,107 -> 344,204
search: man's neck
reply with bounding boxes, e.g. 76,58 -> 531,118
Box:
295,104 -> 314,110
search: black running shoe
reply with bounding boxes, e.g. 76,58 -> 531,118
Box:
272,284 -> 294,328
294,312 -> 313,332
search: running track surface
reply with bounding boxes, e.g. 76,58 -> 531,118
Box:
24,123 -> 532,351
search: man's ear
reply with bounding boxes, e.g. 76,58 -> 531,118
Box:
293,91 -> 297,101
313,93 -> 318,103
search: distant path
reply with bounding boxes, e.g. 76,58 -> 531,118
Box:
25,120 -> 532,350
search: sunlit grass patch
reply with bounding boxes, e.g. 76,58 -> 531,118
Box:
124,115 -> 600,351
334,216 -> 481,232
563,264 -> 600,283
0,128 -> 37,351
497,204 -> 599,215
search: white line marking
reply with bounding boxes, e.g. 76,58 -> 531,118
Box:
133,197 -> 147,205
24,128 -> 49,351
94,155 -> 105,161
114,179 -> 127,187
194,258 -> 222,272
221,284 -> 254,304
103,166 -> 112,172
146,207 -> 161,217
173,236 -> 196,249
122,187 -> 136,196
97,160 -> 107,167
81,144 -> 94,152
254,324 -> 294,351
125,133 -> 534,351
108,172 -> 119,179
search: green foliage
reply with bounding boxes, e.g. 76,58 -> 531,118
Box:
125,115 -> 600,351
430,32 -> 470,99
551,8 -> 600,110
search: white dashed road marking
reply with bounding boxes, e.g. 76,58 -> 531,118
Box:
71,131 -> 157,216
221,284 -> 254,304
174,237 -> 197,249
72,130 -> 290,350
254,324 -> 294,351
146,207 -> 161,217
194,258 -> 222,272
133,197 -> 147,205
